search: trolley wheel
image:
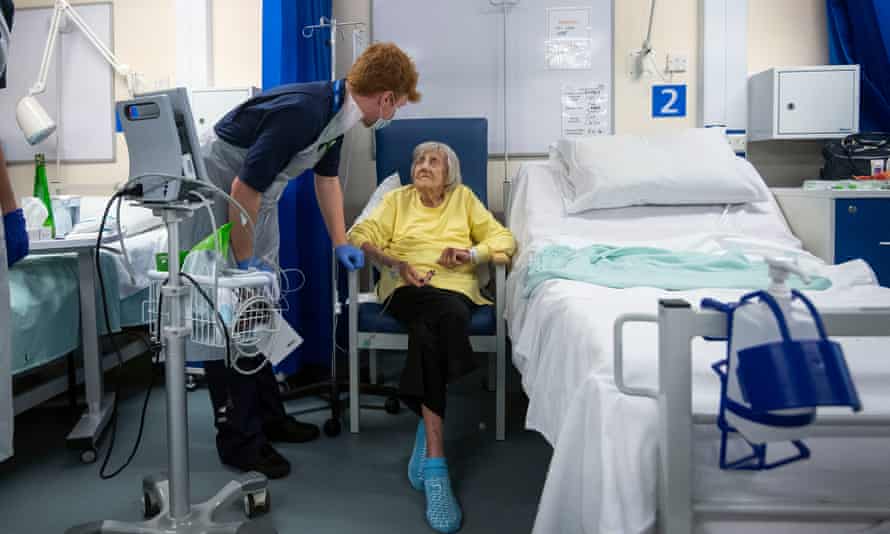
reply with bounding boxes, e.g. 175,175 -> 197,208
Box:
80,447 -> 97,464
323,418 -> 341,437
186,375 -> 198,391
143,492 -> 161,519
384,396 -> 401,415
244,489 -> 270,518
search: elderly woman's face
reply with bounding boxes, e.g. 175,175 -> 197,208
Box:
412,149 -> 447,191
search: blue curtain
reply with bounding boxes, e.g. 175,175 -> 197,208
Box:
826,0 -> 890,132
263,0 -> 334,375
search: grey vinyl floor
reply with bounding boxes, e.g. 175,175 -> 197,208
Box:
0,352 -> 551,534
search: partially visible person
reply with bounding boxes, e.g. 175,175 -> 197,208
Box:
348,141 -> 515,533
0,0 -> 26,268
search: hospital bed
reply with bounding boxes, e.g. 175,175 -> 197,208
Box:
506,158 -> 890,533
0,195 -> 165,463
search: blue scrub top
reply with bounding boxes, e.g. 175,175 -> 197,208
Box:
214,80 -> 346,193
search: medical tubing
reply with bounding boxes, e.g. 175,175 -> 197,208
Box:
179,271 -> 233,372
187,190 -> 222,329
130,173 -> 287,287
228,293 -> 273,376
94,187 -> 154,480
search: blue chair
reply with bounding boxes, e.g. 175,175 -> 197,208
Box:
347,118 -> 509,440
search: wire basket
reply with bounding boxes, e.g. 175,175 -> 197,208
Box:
145,269 -> 280,349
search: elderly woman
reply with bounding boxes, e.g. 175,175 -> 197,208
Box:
348,141 -> 515,533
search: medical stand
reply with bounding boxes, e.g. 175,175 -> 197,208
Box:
277,17 -> 372,439
68,201 -> 274,534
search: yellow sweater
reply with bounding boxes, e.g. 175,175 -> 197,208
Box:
348,184 -> 516,305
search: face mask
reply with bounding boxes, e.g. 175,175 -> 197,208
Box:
370,94 -> 394,130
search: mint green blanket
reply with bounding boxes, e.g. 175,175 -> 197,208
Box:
524,245 -> 831,296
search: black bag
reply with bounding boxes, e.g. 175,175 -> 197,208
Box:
820,133 -> 890,180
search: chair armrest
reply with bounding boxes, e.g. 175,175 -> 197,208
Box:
490,252 -> 511,267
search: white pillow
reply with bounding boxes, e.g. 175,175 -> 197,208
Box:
78,195 -> 163,236
350,172 -> 402,230
554,128 -> 767,213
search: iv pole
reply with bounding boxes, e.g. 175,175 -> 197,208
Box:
293,16 -> 366,437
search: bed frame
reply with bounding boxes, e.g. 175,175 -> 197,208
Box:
0,217 -> 146,462
614,299 -> 890,533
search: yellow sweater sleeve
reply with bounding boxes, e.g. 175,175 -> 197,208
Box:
347,193 -> 396,249
467,190 -> 516,263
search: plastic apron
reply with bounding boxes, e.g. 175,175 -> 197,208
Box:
185,80 -> 357,361
187,79 -> 356,265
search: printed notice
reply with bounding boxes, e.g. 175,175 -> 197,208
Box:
546,7 -> 594,70
562,84 -> 609,137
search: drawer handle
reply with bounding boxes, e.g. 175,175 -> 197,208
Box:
881,242 -> 890,247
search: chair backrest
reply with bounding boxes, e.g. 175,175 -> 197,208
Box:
374,118 -> 488,205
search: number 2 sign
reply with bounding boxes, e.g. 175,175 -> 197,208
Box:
652,84 -> 687,118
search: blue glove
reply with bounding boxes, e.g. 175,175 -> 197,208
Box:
335,244 -> 364,271
236,256 -> 272,272
4,209 -> 29,268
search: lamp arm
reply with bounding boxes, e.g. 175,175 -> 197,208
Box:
29,0 -> 135,97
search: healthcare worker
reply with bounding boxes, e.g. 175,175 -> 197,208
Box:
0,0 -> 27,269
189,42 -> 421,479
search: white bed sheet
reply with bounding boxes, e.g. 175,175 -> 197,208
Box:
76,196 -> 167,299
506,162 -> 890,534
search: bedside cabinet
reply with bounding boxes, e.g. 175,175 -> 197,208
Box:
772,188 -> 890,287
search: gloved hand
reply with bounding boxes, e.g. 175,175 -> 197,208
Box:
335,244 -> 365,271
236,256 -> 272,272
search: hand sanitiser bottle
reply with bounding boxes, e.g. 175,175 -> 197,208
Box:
703,258 -> 860,470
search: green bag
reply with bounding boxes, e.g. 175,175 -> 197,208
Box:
155,223 -> 232,272
189,223 -> 232,258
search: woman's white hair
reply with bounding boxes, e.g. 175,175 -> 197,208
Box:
411,141 -> 462,192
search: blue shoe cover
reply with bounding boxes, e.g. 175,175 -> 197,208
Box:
408,419 -> 426,490
423,458 -> 462,533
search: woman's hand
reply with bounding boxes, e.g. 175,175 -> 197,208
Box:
437,247 -> 471,269
398,262 -> 431,287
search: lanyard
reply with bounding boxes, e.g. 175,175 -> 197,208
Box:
332,79 -> 344,114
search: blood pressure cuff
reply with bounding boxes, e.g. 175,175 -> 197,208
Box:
0,0 -> 13,90
4,208 -> 28,267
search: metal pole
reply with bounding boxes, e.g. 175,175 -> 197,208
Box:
163,210 -> 191,521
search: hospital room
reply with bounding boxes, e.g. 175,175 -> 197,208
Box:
1,0 -> 890,532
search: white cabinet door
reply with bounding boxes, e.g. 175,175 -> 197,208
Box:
778,70 -> 856,136
191,89 -> 255,138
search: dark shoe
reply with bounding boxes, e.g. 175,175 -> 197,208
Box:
264,416 -> 321,443
224,444 -> 291,480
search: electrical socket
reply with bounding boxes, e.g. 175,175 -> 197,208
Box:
666,53 -> 688,73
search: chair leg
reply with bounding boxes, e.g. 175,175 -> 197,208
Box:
369,349 -> 378,385
485,352 -> 496,392
350,342 -> 360,434
497,340 -> 506,442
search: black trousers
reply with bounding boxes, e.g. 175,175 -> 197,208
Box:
386,286 -> 478,419
204,356 -> 288,463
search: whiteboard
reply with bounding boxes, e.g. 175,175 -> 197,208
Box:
372,0 -> 613,155
0,3 -> 114,163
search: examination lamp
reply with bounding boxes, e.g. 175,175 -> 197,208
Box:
17,0 -> 139,145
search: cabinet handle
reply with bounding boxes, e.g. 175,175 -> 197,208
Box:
881,242 -> 890,247
849,205 -> 858,214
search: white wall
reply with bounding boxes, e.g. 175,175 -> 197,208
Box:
3,1 -> 831,212
5,0 -> 261,198
336,0 -> 831,216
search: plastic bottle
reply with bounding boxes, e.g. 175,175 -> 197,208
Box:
32,153 -> 55,237
725,258 -> 819,443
